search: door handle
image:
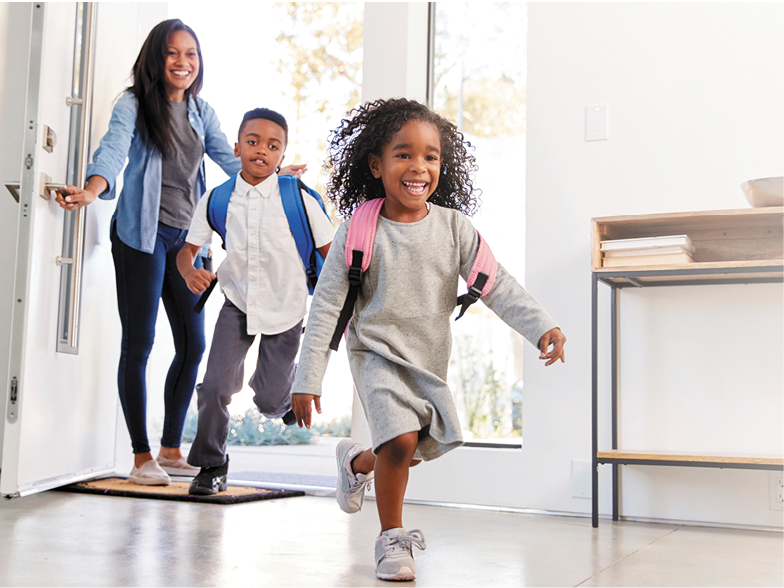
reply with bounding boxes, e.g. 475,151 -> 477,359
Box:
6,181 -> 20,202
38,173 -> 66,200
59,2 -> 97,350
5,177 -> 67,202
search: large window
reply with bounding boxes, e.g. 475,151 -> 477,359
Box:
432,2 -> 528,443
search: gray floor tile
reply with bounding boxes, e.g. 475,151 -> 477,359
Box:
580,525 -> 784,587
0,490 -> 781,587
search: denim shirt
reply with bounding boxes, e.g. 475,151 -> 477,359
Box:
86,91 -> 241,253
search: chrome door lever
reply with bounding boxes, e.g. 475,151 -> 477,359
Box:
6,176 -> 68,202
38,173 -> 66,200
6,181 -> 20,202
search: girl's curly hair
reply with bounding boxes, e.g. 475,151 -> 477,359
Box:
324,98 -> 481,218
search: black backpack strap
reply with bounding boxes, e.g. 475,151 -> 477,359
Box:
329,249 -> 364,351
455,272 -> 489,320
193,277 -> 218,314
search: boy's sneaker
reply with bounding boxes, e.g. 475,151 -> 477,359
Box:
282,409 -> 297,426
189,455 -> 229,496
375,528 -> 426,581
336,438 -> 374,513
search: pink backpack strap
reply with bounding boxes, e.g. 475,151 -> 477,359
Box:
455,232 -> 497,320
329,198 -> 385,351
344,197 -> 384,271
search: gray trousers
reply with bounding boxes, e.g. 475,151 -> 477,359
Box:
188,298 -> 303,468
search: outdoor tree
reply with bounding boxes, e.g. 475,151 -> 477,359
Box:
274,2 -> 363,170
433,2 -> 527,137
450,333 -> 509,438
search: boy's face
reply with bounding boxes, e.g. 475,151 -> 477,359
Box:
234,118 -> 287,185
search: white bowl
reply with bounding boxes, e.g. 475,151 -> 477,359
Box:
741,177 -> 783,208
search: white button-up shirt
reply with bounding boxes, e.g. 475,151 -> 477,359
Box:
187,173 -> 334,335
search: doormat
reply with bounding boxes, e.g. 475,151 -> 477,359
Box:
55,477 -> 304,505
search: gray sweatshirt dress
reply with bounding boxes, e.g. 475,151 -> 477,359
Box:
292,204 -> 559,461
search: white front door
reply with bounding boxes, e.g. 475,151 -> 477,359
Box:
0,2 -> 118,498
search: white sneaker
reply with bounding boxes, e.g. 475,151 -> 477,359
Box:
129,459 -> 171,486
375,528 -> 426,581
336,438 -> 374,513
156,455 -> 200,477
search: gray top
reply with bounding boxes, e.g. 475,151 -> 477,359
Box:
293,204 -> 559,460
159,99 -> 204,229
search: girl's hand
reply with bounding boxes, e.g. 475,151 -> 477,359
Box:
538,328 -> 566,366
55,185 -> 97,211
291,393 -> 321,429
184,268 -> 216,295
279,163 -> 308,178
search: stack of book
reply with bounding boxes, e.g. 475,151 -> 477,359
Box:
601,234 -> 695,267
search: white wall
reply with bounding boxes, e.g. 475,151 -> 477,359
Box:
525,2 -> 783,527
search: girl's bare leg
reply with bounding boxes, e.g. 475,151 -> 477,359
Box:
351,441 -> 421,478
372,432 -> 421,531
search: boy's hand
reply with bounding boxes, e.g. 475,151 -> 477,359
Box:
291,393 -> 321,429
184,268 -> 216,295
538,328 -> 566,366
55,185 -> 97,211
279,163 -> 307,178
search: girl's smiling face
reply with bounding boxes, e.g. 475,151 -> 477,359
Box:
369,120 -> 441,223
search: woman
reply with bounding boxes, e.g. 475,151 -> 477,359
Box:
57,19 -> 304,485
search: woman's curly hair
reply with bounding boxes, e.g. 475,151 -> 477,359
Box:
324,98 -> 481,218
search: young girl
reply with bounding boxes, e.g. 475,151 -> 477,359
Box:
291,98 -> 566,581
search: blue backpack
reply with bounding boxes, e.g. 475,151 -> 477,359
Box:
193,174 -> 329,313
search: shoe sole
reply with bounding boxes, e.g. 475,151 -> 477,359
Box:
376,567 -> 416,581
159,465 -> 200,477
336,439 -> 360,513
128,477 -> 170,486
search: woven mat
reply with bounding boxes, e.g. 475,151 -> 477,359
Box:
55,477 -> 304,505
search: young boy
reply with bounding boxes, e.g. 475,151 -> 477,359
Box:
177,108 -> 334,494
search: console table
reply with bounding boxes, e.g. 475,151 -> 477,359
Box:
590,207 -> 784,527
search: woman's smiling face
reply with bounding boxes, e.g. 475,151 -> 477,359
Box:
163,30 -> 200,102
369,120 -> 442,223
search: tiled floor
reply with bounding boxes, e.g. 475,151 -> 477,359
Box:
0,485 -> 781,587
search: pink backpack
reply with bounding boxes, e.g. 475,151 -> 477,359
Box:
328,198 -> 497,350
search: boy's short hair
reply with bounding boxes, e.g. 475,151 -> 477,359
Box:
239,108 -> 288,144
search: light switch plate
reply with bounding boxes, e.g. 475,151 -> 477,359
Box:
586,105 -> 608,141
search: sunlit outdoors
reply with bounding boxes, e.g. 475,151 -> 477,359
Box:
433,3 -> 528,442
166,2 -> 527,446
